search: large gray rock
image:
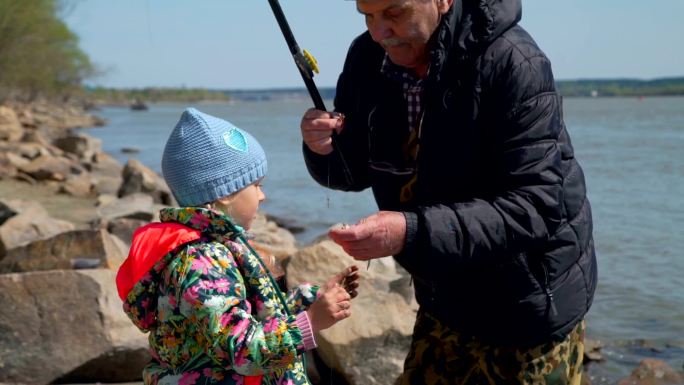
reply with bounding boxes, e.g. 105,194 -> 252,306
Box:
89,151 -> 123,195
0,228 -> 128,273
94,175 -> 125,196
0,269 -> 149,384
250,212 -> 298,259
0,200 -> 75,258
18,154 -> 75,181
107,217 -> 149,246
617,359 -> 684,385
287,240 -> 415,385
90,151 -> 123,177
0,105 -> 22,142
59,171 -> 94,197
118,159 -> 173,205
53,134 -> 102,161
17,141 -> 55,160
29,102 -> 104,135
96,193 -> 156,222
0,199 -> 21,225
0,152 -> 18,179
4,151 -> 29,169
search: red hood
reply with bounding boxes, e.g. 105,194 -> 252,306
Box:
116,222 -> 201,301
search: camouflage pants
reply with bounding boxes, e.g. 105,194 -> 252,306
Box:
398,311 -> 585,385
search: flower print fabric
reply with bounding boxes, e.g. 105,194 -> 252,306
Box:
122,207 -> 320,385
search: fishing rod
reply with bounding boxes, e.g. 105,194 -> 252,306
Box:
266,0 -> 354,186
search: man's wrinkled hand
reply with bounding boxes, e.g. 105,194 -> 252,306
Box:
300,108 -> 345,155
328,211 -> 406,260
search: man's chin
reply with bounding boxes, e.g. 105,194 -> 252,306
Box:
387,54 -> 414,69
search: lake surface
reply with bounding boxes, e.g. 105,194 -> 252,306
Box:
84,96 -> 684,383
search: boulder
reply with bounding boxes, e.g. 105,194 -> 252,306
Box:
0,105 -> 23,142
29,102 -> 104,135
96,193 -> 156,222
250,212 -> 298,259
584,338 -> 604,363
91,151 -> 123,176
107,217 -> 148,246
0,229 -> 128,273
0,269 -> 150,383
90,152 -> 123,195
59,171 -> 94,197
617,359 -> 684,385
265,213 -> 305,234
0,158 -> 16,179
53,134 -> 102,161
118,159 -> 173,205
0,199 -> 20,225
14,105 -> 37,128
94,176 -> 124,196
16,142 -> 48,160
287,240 -> 415,385
4,151 -> 30,169
21,129 -> 49,145
97,194 -> 119,207
18,154 -> 75,181
0,200 -> 75,258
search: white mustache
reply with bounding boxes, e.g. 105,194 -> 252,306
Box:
380,38 -> 406,48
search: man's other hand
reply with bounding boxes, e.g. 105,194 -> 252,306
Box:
300,108 -> 344,155
328,211 -> 407,260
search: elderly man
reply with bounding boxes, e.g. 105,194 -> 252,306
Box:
300,0 -> 596,384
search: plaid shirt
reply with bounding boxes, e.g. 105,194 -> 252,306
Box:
380,54 -> 425,132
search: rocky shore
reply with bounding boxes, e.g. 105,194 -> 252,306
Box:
0,102 -> 682,384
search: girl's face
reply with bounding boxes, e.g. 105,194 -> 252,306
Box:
214,180 -> 266,229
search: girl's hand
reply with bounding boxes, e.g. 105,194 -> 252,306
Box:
306,285 -> 351,332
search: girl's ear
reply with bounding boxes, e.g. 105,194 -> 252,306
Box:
215,195 -> 234,205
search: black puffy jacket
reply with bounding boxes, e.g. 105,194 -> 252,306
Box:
303,0 -> 597,346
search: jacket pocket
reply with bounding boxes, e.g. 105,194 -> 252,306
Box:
495,252 -> 543,301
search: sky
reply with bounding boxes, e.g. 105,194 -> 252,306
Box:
62,0 -> 684,90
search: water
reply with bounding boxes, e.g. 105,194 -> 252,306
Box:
87,101 -> 378,245
83,97 -> 684,382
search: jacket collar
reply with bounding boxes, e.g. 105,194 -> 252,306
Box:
429,0 -> 522,81
159,207 -> 244,240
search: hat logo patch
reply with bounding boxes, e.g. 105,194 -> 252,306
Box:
223,128 -> 248,152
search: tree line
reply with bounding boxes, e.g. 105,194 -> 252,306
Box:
0,0 -> 93,102
0,1 -> 682,104
86,87 -> 230,105
556,77 -> 684,97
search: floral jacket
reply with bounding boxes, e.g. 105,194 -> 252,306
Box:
119,207 -> 320,385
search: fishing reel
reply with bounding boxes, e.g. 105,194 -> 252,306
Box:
295,49 -> 319,79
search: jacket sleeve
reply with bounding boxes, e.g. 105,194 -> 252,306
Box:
182,243 -> 310,376
285,283 -> 320,314
303,35 -> 373,192
396,51 -> 565,280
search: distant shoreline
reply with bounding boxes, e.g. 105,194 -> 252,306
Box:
85,76 -> 684,104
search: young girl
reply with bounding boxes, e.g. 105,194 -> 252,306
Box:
116,108 -> 359,385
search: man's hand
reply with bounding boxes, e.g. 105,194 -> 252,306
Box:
328,211 -> 406,260
300,108 -> 344,155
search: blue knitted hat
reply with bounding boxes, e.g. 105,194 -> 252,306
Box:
162,108 -> 267,207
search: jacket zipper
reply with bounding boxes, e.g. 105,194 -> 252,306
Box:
541,263 -> 559,317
